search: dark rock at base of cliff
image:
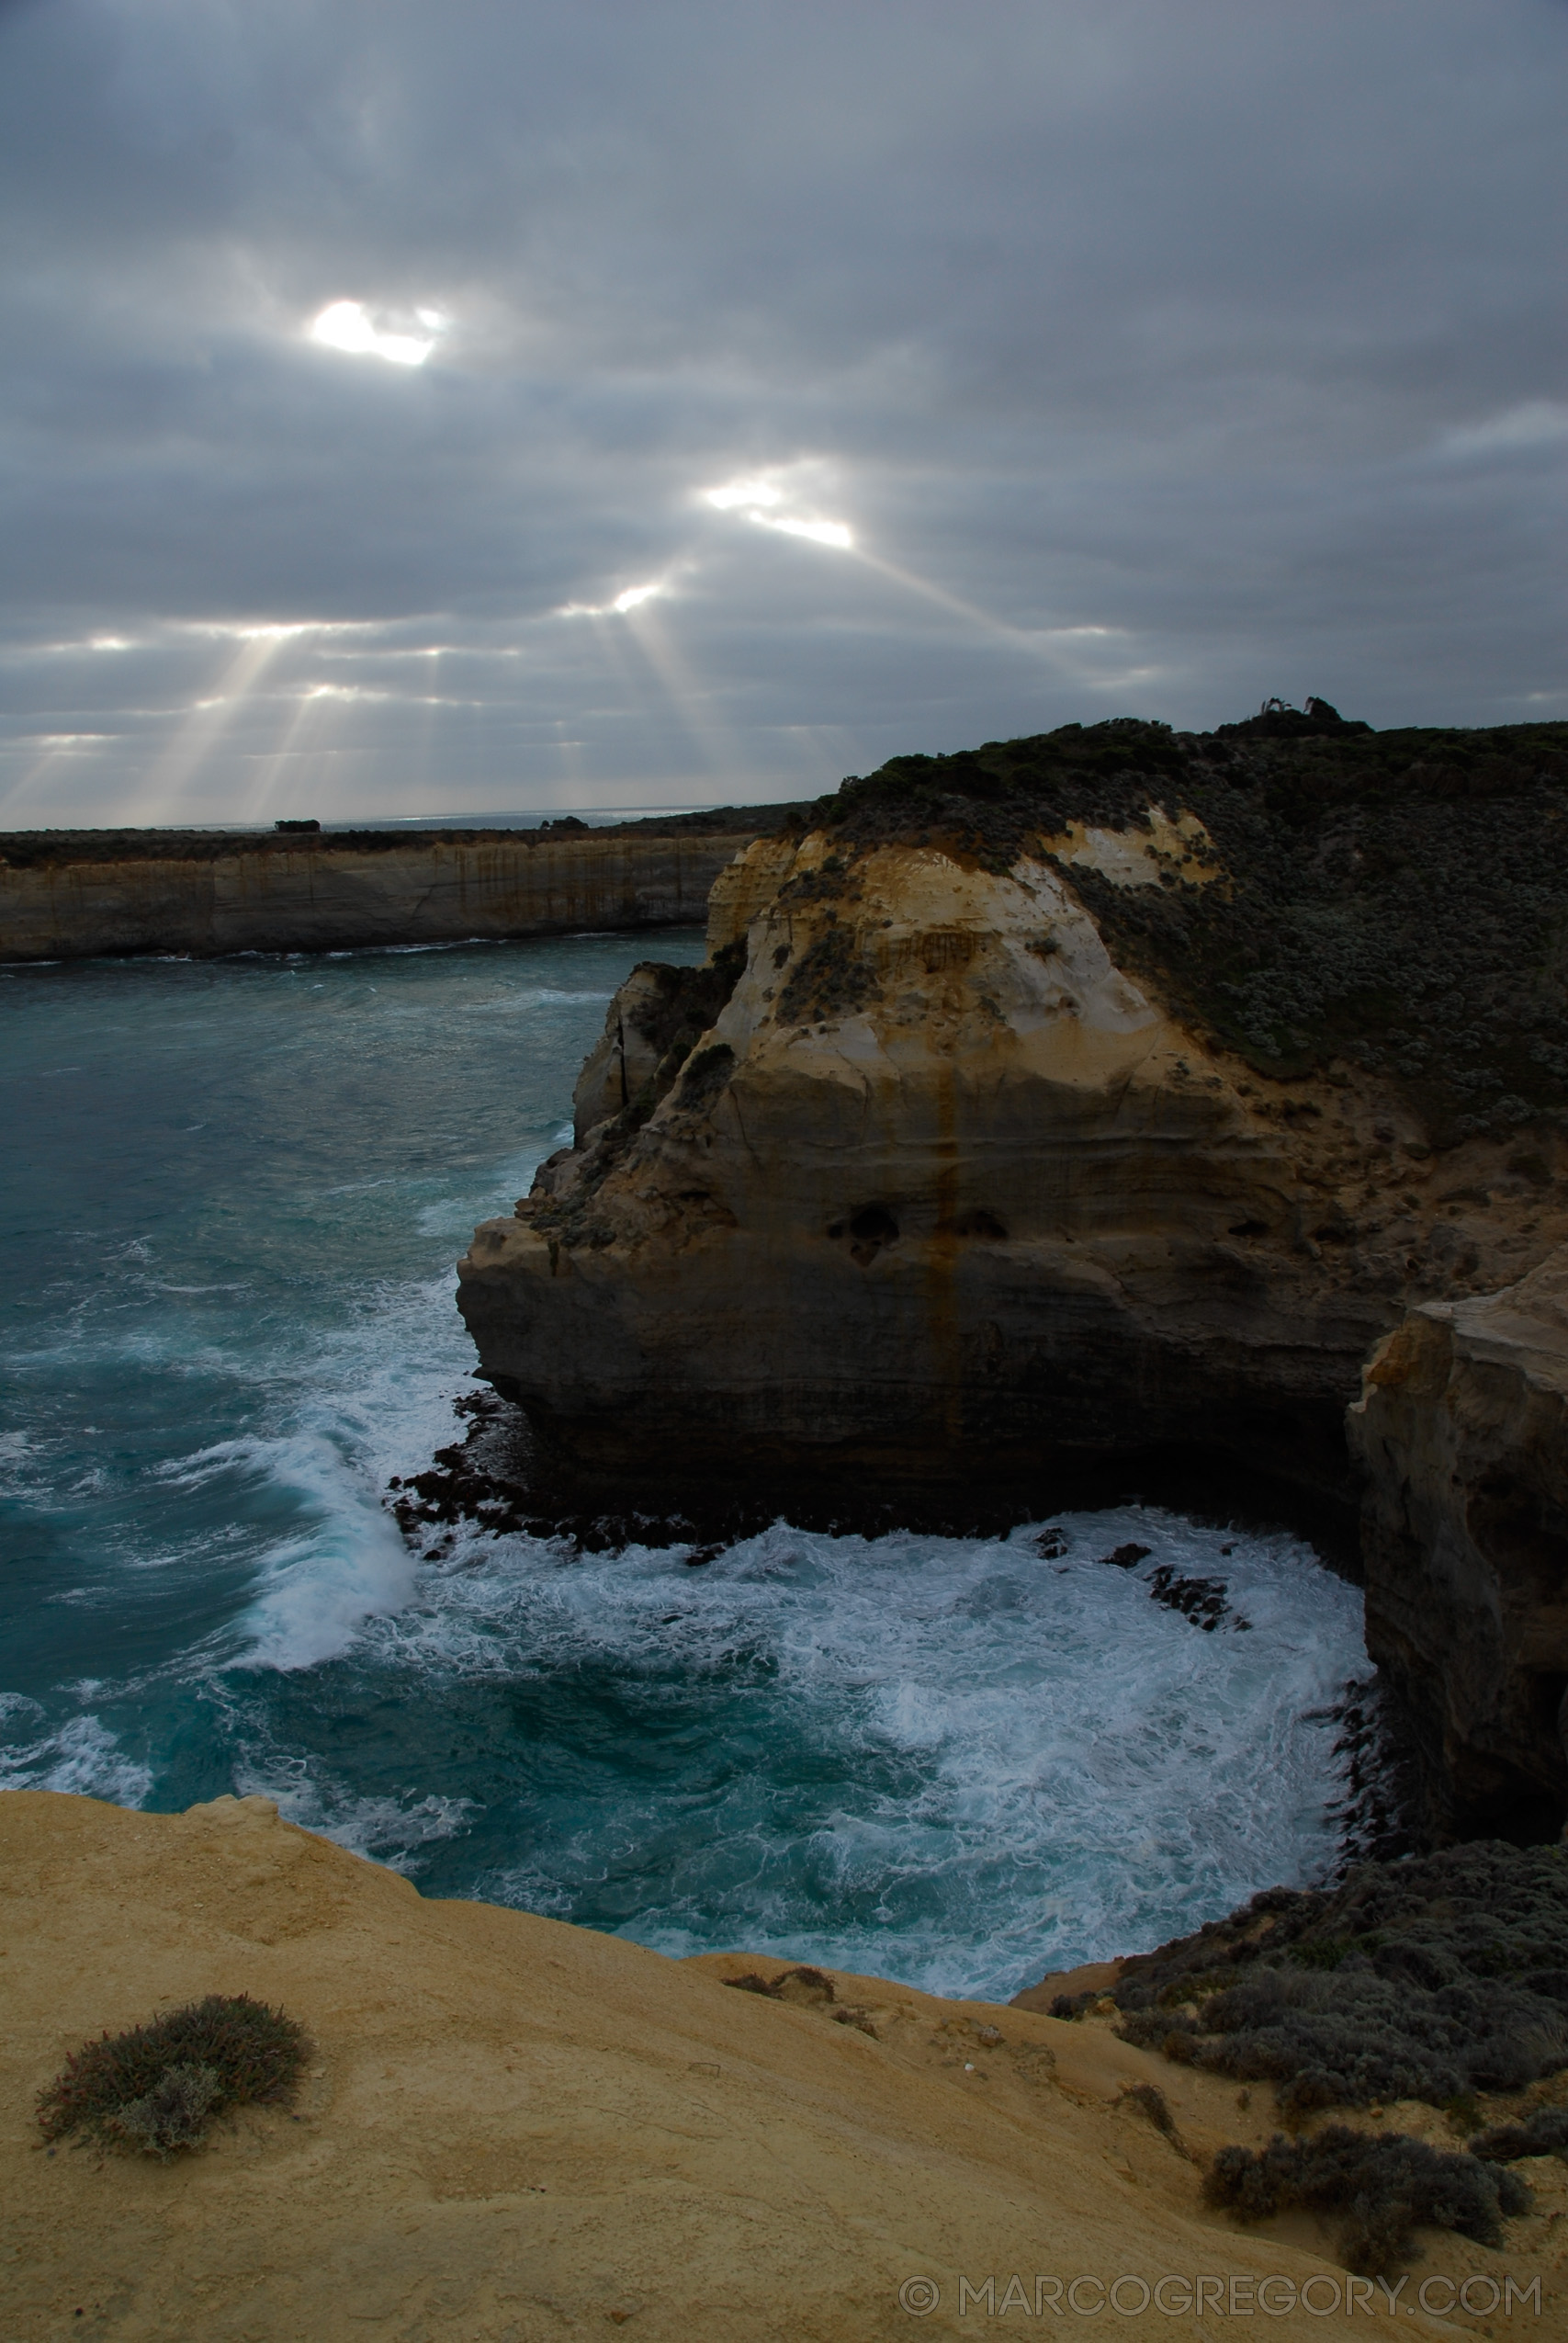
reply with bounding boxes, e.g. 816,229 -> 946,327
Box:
389,1387 -> 1364,1570
1320,1675 -> 1423,1871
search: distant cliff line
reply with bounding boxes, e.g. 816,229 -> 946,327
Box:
0,805 -> 794,961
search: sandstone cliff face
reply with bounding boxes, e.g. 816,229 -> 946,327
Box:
0,831 -> 748,960
1349,1251 -> 1568,1839
10,1791 -> 1491,2339
458,829 -> 1565,1510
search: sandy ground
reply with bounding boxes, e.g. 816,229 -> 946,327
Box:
4,1791 -> 1562,2341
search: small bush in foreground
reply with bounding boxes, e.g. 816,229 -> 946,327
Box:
1203,2126 -> 1530,2276
37,1993 -> 310,2159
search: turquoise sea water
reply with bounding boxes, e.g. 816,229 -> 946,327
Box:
0,932 -> 1369,1998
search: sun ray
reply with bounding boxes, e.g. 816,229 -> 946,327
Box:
244,684 -> 340,825
618,606 -> 749,785
126,631 -> 298,824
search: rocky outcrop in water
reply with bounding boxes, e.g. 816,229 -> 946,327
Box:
457,713 -> 1568,1829
459,822 -> 1562,1513
1350,1252 -> 1568,1838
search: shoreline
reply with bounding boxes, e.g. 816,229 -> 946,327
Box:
0,810 -> 788,962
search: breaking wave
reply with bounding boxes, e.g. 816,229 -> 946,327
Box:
1,930 -> 1372,1999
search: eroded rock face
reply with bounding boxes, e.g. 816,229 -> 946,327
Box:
0,830 -> 749,959
458,832 -> 1565,1509
1349,1252 -> 1568,1839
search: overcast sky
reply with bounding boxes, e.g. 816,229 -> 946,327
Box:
2,0 -> 1564,826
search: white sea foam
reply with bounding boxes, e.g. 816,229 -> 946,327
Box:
1,929 -> 1371,2000
335,1506 -> 1368,1998
0,1707 -> 153,1805
154,1430 -> 422,1672
230,1746 -> 476,1869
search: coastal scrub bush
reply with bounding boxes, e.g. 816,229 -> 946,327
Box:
626,943 -> 746,1066
775,920 -> 882,1025
37,1993 -> 310,2159
1203,2125 -> 1530,2275
1472,2104 -> 1568,2163
1092,1841 -> 1568,2114
677,1041 -> 736,1105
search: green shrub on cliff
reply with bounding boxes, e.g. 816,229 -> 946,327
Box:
1057,1841 -> 1568,2114
1203,2125 -> 1531,2275
795,703 -> 1568,1142
37,1993 -> 310,2159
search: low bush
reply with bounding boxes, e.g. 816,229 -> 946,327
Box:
1203,2126 -> 1530,2275
37,1993 -> 310,2160
1472,2104 -> 1568,2163
1081,1841 -> 1568,2115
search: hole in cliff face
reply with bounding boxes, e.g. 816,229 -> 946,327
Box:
955,1209 -> 1008,1241
1228,1220 -> 1270,1239
848,1204 -> 899,1266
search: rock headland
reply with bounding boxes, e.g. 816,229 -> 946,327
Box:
460,709 -> 1568,1499
457,706 -> 1568,1836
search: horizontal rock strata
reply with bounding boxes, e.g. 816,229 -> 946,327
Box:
0,828 -> 755,959
459,828 -> 1563,1513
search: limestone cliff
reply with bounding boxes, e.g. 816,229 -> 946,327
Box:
458,821 -> 1564,1510
1350,1251 -> 1568,1839
0,825 -> 757,960
6,1790 -> 1556,2337
458,713 -> 1568,1833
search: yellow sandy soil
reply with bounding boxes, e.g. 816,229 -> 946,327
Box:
4,1792 -> 1562,2340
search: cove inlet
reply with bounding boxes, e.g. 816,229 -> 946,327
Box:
1,930 -> 1371,2001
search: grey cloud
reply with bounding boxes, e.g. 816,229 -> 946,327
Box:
1,0 -> 1563,825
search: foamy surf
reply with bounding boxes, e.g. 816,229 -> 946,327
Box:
254,1503 -> 1370,2001
232,1438 -> 421,1672
2,929 -> 1378,2000
0,1699 -> 154,1805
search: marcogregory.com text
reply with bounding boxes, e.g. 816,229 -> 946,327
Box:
897,2271 -> 1543,2318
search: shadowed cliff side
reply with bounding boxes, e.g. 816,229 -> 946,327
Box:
1350,1251 -> 1568,1839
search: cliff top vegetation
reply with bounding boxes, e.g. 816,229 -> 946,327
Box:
1059,1839 -> 1568,2119
791,703 -> 1568,1144
0,803 -> 790,868
37,1992 -> 310,2159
